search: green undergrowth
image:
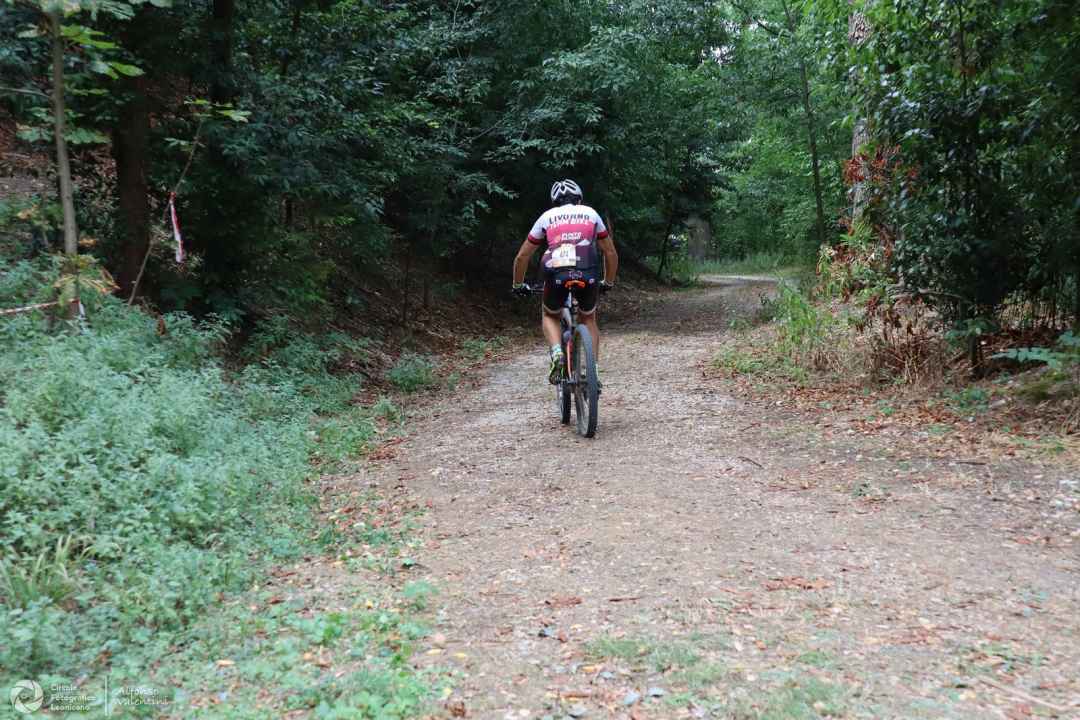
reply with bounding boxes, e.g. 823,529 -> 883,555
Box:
581,633 -> 854,718
144,585 -> 439,718
0,259 -> 433,715
713,280 -> 847,385
694,251 -> 802,277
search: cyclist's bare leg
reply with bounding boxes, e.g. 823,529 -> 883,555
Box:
542,309 -> 562,348
580,311 -> 600,361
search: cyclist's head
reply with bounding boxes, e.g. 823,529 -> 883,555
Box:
550,179 -> 583,206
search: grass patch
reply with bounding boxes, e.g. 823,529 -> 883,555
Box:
586,635 -> 703,673
945,386 -> 991,414
585,636 -> 649,662
694,251 -> 804,277
145,593 -> 436,718
649,641 -> 702,672
388,353 -> 438,393
728,677 -> 847,719
677,662 -> 728,690
795,649 -> 836,669
714,347 -> 774,376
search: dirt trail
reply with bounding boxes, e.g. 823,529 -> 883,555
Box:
374,280 -> 1080,719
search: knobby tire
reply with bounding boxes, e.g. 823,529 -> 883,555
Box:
572,325 -> 599,438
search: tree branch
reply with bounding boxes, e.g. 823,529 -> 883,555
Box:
0,86 -> 48,98
728,0 -> 789,38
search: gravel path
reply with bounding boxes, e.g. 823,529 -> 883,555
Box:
372,280 -> 1079,719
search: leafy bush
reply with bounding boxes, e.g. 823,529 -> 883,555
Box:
996,331 -> 1080,429
0,256 -> 54,307
841,0 -> 1080,329
772,283 -> 841,370
0,299 -> 367,680
388,354 -> 437,393
993,331 -> 1080,371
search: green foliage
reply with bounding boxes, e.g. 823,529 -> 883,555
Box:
145,596 -> 434,719
730,677 -> 847,719
714,348 -> 773,376
388,354 -> 437,393
401,580 -> 437,612
834,0 -> 1080,326
993,332 -> 1080,371
371,397 -> 402,424
773,282 -> 840,368
710,0 -> 849,262
0,535 -> 85,610
0,299 -> 371,681
643,245 -> 700,286
695,251 -> 793,277
946,386 -> 991,414
461,336 -> 507,362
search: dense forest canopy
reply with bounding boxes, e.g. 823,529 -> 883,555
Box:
3,0 -> 1076,330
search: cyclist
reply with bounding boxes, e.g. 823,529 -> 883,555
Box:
512,179 -> 618,383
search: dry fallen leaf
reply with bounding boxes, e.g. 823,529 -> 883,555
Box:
764,576 -> 831,591
545,595 -> 584,609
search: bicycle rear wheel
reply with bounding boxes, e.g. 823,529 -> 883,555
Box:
571,325 -> 599,438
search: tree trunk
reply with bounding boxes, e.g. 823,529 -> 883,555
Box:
210,0 -> 235,105
190,0 -> 237,275
798,62 -> 826,247
113,76 -> 151,294
780,0 -> 827,248
656,213 -> 675,282
400,239 -> 413,326
1074,261 -> 1080,332
49,12 -> 77,256
848,9 -> 873,226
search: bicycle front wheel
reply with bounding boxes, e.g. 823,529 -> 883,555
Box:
557,376 -> 571,425
572,325 -> 599,438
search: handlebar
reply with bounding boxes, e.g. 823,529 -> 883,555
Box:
512,283 -> 544,297
512,281 -> 614,297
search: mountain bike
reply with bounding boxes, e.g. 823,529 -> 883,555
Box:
519,281 -> 602,438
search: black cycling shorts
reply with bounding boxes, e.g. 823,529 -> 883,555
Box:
543,268 -> 599,315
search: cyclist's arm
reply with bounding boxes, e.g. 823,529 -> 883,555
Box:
513,237 -> 542,285
598,234 -> 618,285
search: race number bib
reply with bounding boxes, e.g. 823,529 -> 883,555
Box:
549,243 -> 577,268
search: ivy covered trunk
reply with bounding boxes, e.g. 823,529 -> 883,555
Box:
848,9 -> 872,226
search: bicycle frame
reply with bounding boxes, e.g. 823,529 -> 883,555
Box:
529,281 -> 582,385
559,281 -> 586,385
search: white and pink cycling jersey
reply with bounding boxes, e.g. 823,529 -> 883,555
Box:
527,203 -> 609,271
